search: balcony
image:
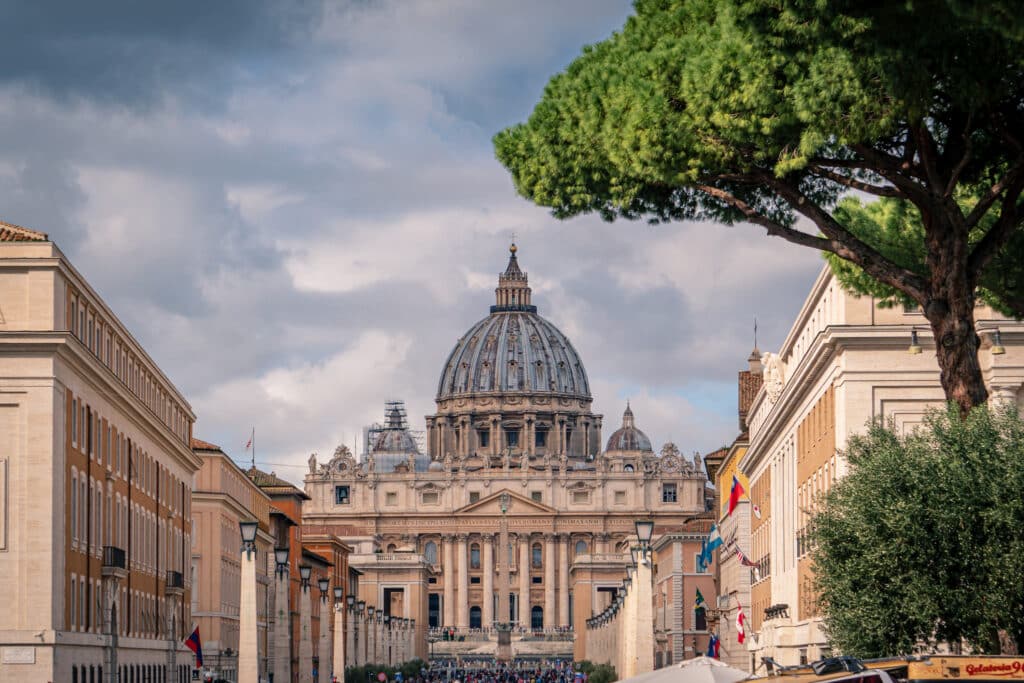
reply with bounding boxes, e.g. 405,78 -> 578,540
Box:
166,570 -> 185,596
101,546 -> 128,580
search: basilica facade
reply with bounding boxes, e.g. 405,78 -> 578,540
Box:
301,246 -> 710,661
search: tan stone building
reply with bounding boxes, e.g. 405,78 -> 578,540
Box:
0,221 -> 199,683
301,246 -> 710,663
191,439 -> 275,682
735,266 -> 1024,670
652,520 -> 716,668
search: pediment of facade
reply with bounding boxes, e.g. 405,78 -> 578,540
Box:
454,488 -> 557,515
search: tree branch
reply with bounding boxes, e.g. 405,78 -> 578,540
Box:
764,177 -> 930,301
910,122 -> 945,192
694,184 -> 835,252
807,165 -> 903,198
964,156 -> 1024,229
967,187 -> 1024,281
850,144 -> 933,207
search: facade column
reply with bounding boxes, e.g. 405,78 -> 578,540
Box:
518,536 -> 530,626
443,535 -> 455,627
544,533 -> 556,629
582,421 -> 590,458
299,583 -> 313,682
553,414 -> 562,454
482,534 -> 495,628
457,534 -> 470,629
558,534 -> 570,627
274,570 -> 291,683
525,415 -> 535,456
490,416 -> 499,457
333,603 -> 345,681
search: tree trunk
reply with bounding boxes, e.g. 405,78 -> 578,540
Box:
924,295 -> 988,416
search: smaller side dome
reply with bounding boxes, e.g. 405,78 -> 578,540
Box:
605,402 -> 653,453
428,460 -> 444,472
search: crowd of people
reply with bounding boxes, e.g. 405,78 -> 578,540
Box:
413,660 -> 585,683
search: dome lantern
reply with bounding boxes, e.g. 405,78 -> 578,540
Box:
493,242 -> 534,313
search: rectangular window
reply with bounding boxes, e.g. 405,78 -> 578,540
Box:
385,492 -> 397,506
505,429 -> 520,448
469,491 -> 480,504
477,429 -> 489,448
334,485 -> 350,505
535,428 -> 547,448
572,491 -> 589,504
70,574 -> 77,630
422,491 -> 439,505
614,490 -> 626,504
694,553 -> 706,574
71,475 -> 78,542
532,576 -> 542,584
695,607 -> 707,631
470,576 -> 481,585
662,483 -> 678,503
71,399 -> 78,446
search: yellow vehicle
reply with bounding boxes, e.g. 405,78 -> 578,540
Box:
758,656 -> 1024,683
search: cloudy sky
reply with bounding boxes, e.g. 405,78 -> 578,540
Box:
1,0 -> 823,482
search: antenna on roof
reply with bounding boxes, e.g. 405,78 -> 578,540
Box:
754,316 -> 758,349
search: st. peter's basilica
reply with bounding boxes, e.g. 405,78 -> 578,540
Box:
300,245 -> 710,660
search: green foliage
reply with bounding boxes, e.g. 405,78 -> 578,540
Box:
812,404 -> 1024,656
825,197 -> 1024,317
345,660 -> 427,683
495,0 -> 1022,224
574,662 -> 617,683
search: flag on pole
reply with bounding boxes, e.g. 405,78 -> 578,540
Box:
695,588 -> 708,611
185,626 -> 203,667
698,524 -> 724,569
727,475 -> 747,516
736,607 -> 747,644
736,548 -> 758,568
245,429 -> 253,451
706,634 -> 720,658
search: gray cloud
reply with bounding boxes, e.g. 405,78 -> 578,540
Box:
0,0 -> 825,481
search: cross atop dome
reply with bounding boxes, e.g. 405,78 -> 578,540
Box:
493,242 -> 535,312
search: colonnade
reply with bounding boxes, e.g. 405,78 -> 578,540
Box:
584,558 -> 654,679
436,532 -> 576,629
342,603 -> 417,668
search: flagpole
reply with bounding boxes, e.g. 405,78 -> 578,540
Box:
251,427 -> 255,469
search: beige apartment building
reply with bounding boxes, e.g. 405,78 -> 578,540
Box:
735,266 -> 1024,671
0,221 -> 200,683
191,439 -> 275,682
301,246 -> 711,663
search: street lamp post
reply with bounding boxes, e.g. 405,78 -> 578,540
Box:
299,564 -> 314,682
356,601 -> 366,666
238,520 -> 260,683
273,547 -> 290,683
318,578 -> 333,682
367,606 -> 376,666
333,587 -> 346,683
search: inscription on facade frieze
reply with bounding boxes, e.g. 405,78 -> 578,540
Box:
374,517 -> 637,528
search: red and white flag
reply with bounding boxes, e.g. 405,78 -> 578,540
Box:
736,606 -> 747,644
244,428 -> 253,451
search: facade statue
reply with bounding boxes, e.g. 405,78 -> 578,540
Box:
308,453 -> 317,474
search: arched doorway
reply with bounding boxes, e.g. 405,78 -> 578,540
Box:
531,606 -> 543,629
469,606 -> 482,629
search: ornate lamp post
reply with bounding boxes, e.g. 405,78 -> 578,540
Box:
367,606 -> 376,665
635,520 -> 655,560
238,520 -> 260,683
356,601 -> 366,665
299,564 -> 313,682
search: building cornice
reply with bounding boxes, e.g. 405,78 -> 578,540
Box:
0,331 -> 201,472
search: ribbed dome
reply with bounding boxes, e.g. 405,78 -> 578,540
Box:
436,245 -> 591,400
605,403 -> 653,453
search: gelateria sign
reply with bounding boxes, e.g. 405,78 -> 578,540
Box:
962,661 -> 1024,678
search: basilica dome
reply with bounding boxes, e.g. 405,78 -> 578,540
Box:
605,403 -> 653,453
436,245 -> 591,400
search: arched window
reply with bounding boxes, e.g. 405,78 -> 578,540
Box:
470,543 -> 481,569
470,605 -> 482,629
531,606 -> 544,629
575,540 -> 587,556
624,464 -> 635,473
424,541 -> 438,565
532,543 -> 542,568
387,543 -> 397,553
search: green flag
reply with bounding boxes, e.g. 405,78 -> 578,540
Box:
695,588 -> 708,610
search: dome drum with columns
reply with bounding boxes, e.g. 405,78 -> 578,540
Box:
430,245 -> 601,461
